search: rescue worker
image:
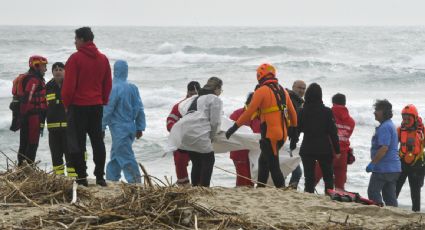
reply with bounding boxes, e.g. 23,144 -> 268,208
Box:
314,93 -> 355,191
173,77 -> 223,187
226,63 -> 298,188
166,81 -> 201,185
63,27 -> 112,186
396,104 -> 425,212
15,55 -> 48,165
102,60 -> 146,183
229,92 -> 261,187
294,83 -> 340,193
287,80 -> 306,189
367,99 -> 401,207
46,62 -> 76,177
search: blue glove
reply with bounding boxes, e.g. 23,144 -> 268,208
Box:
366,162 -> 376,173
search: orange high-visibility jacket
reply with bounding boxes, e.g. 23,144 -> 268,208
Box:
236,84 -> 297,154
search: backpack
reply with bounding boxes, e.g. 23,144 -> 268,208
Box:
9,73 -> 30,131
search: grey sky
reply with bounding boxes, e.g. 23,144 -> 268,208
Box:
2,0 -> 425,26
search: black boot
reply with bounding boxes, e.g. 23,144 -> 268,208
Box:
76,178 -> 88,187
96,177 -> 107,187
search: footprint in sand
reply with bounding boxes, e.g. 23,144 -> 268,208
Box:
230,201 -> 241,206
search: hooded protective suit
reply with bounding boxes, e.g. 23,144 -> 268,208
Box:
102,60 -> 146,183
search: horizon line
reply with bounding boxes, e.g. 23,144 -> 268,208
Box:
1,24 -> 425,28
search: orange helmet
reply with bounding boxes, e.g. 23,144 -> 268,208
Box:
401,104 -> 418,128
256,63 -> 276,81
402,104 -> 418,118
29,55 -> 48,69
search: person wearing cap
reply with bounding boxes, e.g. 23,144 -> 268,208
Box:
166,81 -> 201,185
45,62 -> 76,177
226,64 -> 298,188
171,77 -> 223,187
102,60 -> 146,183
14,55 -> 48,165
314,93 -> 355,191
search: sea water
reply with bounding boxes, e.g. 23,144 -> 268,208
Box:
1,26 -> 425,211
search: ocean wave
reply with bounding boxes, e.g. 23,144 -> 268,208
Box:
408,54 -> 425,69
156,42 -> 180,54
0,38 -> 45,46
140,51 -> 243,67
0,80 -> 12,98
102,46 -> 245,67
102,48 -> 144,60
181,45 -> 318,57
140,86 -> 182,109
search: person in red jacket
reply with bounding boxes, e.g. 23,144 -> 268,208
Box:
166,81 -> 200,185
62,27 -> 112,187
315,93 -> 355,190
15,55 -> 48,166
229,93 -> 261,187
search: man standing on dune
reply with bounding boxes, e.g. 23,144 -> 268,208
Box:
62,27 -> 112,187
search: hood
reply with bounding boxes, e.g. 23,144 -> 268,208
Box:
113,60 -> 128,82
78,41 -> 100,59
304,83 -> 322,105
332,104 -> 350,121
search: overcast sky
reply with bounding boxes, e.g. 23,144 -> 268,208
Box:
2,0 -> 425,26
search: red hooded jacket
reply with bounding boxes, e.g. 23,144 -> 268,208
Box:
332,104 -> 355,153
166,102 -> 183,132
62,42 -> 112,108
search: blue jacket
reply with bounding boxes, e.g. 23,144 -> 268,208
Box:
102,60 -> 146,132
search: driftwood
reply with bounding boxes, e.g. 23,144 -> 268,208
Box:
0,161 -> 92,205
1,154 -> 423,230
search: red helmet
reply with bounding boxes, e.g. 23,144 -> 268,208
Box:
29,55 -> 48,69
401,104 -> 418,128
256,63 -> 276,81
402,104 -> 418,119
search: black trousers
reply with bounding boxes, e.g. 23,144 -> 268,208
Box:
67,105 -> 106,179
188,151 -> 215,187
302,155 -> 334,193
48,129 -> 72,169
396,163 -> 425,212
257,139 -> 285,188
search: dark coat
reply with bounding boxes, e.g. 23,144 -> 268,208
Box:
297,102 -> 340,159
287,89 -> 304,112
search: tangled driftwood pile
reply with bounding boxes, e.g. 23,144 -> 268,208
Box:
18,185 -> 376,230
0,157 -> 423,229
0,162 -> 91,207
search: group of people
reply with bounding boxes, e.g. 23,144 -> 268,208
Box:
8,27 -> 425,213
167,64 -> 424,212
10,27 -> 146,187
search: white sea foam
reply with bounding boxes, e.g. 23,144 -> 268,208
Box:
0,79 -> 12,98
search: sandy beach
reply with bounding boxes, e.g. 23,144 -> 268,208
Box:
1,176 -> 424,230
196,187 -> 425,229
